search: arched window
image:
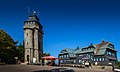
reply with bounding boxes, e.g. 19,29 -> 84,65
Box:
102,58 -> 105,61
26,33 -> 28,36
27,42 -> 28,45
99,58 -> 101,61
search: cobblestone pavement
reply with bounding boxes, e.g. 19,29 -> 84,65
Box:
0,65 -> 113,72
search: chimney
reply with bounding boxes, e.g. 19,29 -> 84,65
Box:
102,40 -> 105,43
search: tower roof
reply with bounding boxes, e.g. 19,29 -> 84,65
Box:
27,14 -> 39,21
24,13 -> 43,29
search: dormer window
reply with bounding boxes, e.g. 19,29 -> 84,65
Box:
66,55 -> 68,57
108,44 -> 114,48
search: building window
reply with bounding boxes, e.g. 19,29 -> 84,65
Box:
28,22 -> 30,24
79,60 -> 81,63
74,60 -> 76,63
27,33 -> 28,36
64,55 -> 66,57
99,58 -> 101,61
112,53 -> 115,56
64,60 -> 67,63
87,54 -> 88,56
60,60 -> 63,63
91,56 -> 93,60
102,58 -> 105,61
96,58 -> 98,61
108,52 -> 111,55
25,22 -> 27,25
79,54 -> 82,56
88,55 -> 90,58
66,55 -> 68,57
27,42 -> 28,45
33,22 -> 35,24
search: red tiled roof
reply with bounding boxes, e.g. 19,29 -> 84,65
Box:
42,56 -> 58,60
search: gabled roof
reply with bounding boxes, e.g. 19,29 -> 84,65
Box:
80,48 -> 95,54
76,45 -> 95,54
94,40 -> 116,55
59,48 -> 77,57
60,48 -> 74,54
59,40 -> 116,56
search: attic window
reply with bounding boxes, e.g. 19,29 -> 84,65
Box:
66,55 -> 68,57
108,44 -> 114,48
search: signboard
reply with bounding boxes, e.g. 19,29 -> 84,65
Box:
33,58 -> 36,63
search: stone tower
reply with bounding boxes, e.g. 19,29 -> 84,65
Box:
24,13 -> 43,64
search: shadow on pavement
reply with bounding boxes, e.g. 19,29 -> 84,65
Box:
33,68 -> 75,72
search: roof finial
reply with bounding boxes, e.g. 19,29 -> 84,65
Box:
37,11 -> 39,17
33,9 -> 36,15
28,6 -> 30,14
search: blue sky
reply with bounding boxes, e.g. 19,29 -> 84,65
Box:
0,0 -> 120,60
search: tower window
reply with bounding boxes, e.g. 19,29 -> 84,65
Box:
33,22 -> 35,24
27,42 -> 28,45
25,22 -> 27,25
27,33 -> 28,36
27,55 -> 29,61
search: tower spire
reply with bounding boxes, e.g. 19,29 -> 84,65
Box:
28,6 -> 30,14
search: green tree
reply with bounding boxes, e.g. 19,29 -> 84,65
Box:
0,29 -> 17,64
116,58 -> 120,66
43,52 -> 50,56
16,43 -> 24,62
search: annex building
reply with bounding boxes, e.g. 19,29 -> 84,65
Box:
58,40 -> 117,66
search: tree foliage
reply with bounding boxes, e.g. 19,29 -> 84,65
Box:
116,58 -> 120,66
16,43 -> 24,62
0,29 -> 17,64
43,52 -> 50,56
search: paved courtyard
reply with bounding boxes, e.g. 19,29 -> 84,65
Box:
0,65 -> 113,72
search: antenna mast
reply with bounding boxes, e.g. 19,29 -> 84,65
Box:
38,11 -> 39,17
28,6 -> 30,15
